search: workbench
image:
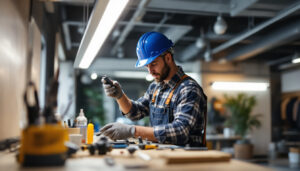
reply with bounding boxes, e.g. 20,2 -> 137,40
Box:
0,148 -> 274,171
207,134 -> 241,150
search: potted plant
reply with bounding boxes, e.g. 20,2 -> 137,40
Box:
223,93 -> 262,159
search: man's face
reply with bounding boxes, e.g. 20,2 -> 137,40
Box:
146,55 -> 170,82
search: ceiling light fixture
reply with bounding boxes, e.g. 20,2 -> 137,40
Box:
211,81 -> 269,91
213,15 -> 227,35
292,53 -> 300,63
292,58 -> 300,64
74,0 -> 129,69
195,28 -> 206,49
204,42 -> 211,62
90,73 -> 98,80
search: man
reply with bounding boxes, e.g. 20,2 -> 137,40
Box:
100,32 -> 207,146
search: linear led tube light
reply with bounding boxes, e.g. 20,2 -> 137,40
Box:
74,0 -> 129,69
211,81 -> 269,91
292,58 -> 300,64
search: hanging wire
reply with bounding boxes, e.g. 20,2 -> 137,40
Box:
87,0 -> 90,25
85,0 -> 88,28
83,0 -> 86,29
248,16 -> 255,30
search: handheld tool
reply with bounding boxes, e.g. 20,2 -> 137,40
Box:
18,79 -> 69,167
23,82 -> 40,125
127,146 -> 137,155
137,136 -> 158,150
81,137 -> 112,155
102,76 -> 114,86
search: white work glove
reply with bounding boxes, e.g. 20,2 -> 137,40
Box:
101,78 -> 123,99
100,122 -> 135,140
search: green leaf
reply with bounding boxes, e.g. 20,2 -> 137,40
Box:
223,93 -> 261,139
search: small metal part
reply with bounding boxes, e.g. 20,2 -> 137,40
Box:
138,136 -> 143,144
104,157 -> 115,166
88,145 -> 96,155
127,146 -> 137,155
97,141 -> 108,155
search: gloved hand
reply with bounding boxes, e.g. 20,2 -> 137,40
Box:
100,122 -> 135,140
101,78 -> 123,99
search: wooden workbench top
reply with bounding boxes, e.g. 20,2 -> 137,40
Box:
0,148 -> 274,171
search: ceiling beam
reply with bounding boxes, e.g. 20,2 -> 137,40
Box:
163,26 -> 193,43
212,0 -> 300,55
62,21 -> 84,50
230,0 -> 258,17
110,0 -> 150,55
225,20 -> 300,61
266,54 -> 295,66
148,0 -> 229,14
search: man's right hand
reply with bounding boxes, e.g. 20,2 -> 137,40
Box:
101,78 -> 124,99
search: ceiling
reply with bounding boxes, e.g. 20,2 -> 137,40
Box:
45,0 -> 300,70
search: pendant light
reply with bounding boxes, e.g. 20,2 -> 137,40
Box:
214,15 -> 227,35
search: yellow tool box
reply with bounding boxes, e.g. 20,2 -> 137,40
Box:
18,75 -> 70,166
18,123 -> 68,166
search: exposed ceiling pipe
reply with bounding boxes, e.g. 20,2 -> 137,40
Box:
164,26 -> 192,44
225,20 -> 300,61
153,13 -> 170,32
179,44 -> 202,62
266,54 -> 295,66
62,21 -> 84,50
41,0 -> 94,4
212,0 -> 300,55
111,0 -> 150,55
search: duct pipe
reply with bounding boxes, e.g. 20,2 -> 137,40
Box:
212,1 -> 300,55
111,0 -> 150,55
225,20 -> 300,61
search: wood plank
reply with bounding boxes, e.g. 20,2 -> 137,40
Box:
141,150 -> 231,164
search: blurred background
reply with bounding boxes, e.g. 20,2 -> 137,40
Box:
1,0 -> 300,165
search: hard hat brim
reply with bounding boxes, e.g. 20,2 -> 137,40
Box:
135,55 -> 158,68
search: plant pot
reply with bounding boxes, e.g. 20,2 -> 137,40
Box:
223,127 -> 234,137
234,143 -> 253,159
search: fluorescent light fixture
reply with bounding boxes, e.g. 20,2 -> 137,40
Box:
74,0 -> 129,69
292,57 -> 300,64
113,71 -> 148,79
211,81 -> 269,91
90,73 -> 98,80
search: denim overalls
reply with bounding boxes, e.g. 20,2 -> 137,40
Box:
149,75 -> 189,126
149,74 -> 207,146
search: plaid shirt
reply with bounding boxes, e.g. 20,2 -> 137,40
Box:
123,66 -> 207,145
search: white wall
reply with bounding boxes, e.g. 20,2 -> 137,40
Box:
0,0 -> 31,140
202,61 -> 271,155
57,62 -> 76,121
281,69 -> 300,93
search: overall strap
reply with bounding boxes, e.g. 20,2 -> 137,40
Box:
165,74 -> 189,106
151,75 -> 189,104
151,88 -> 159,103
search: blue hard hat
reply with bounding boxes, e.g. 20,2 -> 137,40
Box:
135,32 -> 173,67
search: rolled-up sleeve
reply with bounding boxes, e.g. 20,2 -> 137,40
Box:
153,84 -> 202,144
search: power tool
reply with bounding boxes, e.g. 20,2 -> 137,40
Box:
18,73 -> 69,167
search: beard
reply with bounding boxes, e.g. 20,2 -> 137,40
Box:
154,58 -> 170,82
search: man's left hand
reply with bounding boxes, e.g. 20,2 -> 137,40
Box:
100,122 -> 135,140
